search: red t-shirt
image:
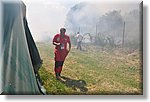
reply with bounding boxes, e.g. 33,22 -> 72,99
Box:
53,34 -> 71,61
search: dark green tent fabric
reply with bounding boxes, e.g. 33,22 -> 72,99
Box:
23,18 -> 43,74
1,1 -> 43,94
0,0 -> 2,94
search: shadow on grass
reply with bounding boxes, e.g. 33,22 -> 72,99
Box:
59,76 -> 88,93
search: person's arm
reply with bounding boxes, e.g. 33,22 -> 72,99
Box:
53,42 -> 60,46
68,42 -> 71,52
52,34 -> 60,46
68,37 -> 71,52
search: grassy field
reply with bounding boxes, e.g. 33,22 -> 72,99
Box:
36,42 -> 142,95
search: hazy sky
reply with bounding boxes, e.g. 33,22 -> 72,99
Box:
22,0 -> 141,41
23,0 -> 80,41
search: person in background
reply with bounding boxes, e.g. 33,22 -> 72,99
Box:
52,28 -> 71,80
76,32 -> 83,51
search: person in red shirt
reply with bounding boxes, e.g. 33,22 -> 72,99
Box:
52,28 -> 71,80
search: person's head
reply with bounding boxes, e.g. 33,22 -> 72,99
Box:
60,28 -> 66,36
77,32 -> 79,34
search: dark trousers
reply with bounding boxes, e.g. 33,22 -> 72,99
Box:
77,41 -> 82,50
54,61 -> 64,77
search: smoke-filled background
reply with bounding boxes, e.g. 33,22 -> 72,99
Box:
23,0 -> 141,50
65,2 -> 141,50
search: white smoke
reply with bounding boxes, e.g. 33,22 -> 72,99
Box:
65,1 -> 141,49
22,0 -> 141,43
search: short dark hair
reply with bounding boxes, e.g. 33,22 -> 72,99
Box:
60,28 -> 66,32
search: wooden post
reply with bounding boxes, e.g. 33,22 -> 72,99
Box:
122,21 -> 125,48
96,24 -> 97,36
78,27 -> 80,33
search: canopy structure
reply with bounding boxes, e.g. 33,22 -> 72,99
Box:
1,0 -> 45,94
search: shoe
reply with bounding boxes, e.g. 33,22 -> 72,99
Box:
56,76 -> 61,80
58,73 -> 61,77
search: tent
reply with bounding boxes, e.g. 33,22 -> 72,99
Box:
1,0 -> 46,94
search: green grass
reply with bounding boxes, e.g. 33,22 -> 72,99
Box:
36,42 -> 142,95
